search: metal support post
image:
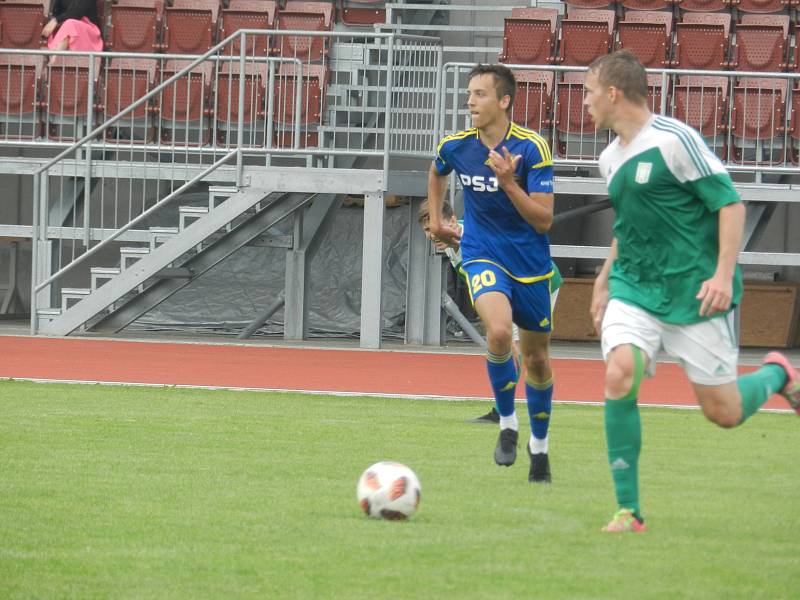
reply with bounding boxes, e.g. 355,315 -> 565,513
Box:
360,191 -> 385,348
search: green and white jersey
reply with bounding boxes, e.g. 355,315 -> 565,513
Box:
599,115 -> 743,325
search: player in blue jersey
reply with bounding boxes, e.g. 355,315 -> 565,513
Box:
427,64 -> 557,483
418,200 -> 564,426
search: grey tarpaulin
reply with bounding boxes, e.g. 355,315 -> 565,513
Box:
131,202 -> 412,340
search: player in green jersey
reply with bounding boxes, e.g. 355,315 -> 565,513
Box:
584,51 -> 800,533
417,200 -> 563,426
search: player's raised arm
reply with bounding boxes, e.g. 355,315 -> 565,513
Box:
488,147 -> 553,233
426,161 -> 461,246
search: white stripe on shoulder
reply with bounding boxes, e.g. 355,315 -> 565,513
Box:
652,116 -> 726,182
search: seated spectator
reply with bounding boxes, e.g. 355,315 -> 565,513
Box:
42,0 -> 103,52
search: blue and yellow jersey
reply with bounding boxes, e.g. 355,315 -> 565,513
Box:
434,123 -> 554,281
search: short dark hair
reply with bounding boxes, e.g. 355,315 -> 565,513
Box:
588,51 -> 648,104
418,199 -> 455,225
467,63 -> 516,110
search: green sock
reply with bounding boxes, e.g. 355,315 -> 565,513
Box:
737,364 -> 787,423
605,397 -> 642,520
604,346 -> 645,520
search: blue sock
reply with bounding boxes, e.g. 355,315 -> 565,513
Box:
486,350 -> 518,417
526,375 -> 553,440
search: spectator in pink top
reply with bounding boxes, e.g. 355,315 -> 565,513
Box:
42,0 -> 104,52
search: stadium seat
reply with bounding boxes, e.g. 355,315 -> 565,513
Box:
162,0 -> 220,55
620,0 -> 673,9
107,0 -> 164,53
102,58 -> 158,142
510,70 -> 554,141
674,12 -> 732,71
0,55 -> 44,139
672,75 -> 729,157
499,8 -> 559,65
734,0 -> 786,13
730,15 -> 790,73
730,78 -> 787,164
44,56 -> 103,141
0,0 -> 48,49
275,1 -> 334,63
675,0 -> 730,11
215,62 -> 268,146
792,31 -> 799,71
338,0 -> 386,27
617,10 -> 674,67
273,63 -> 327,148
157,59 -> 213,145
565,0 -> 615,7
789,84 -> 799,164
554,71 -> 610,158
646,73 -> 668,113
220,0 -> 276,56
557,9 -> 616,66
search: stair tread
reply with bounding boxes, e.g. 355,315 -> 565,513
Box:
91,267 -> 121,274
120,247 -> 150,254
61,288 -> 91,295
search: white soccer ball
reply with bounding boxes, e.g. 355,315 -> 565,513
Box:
357,461 -> 421,520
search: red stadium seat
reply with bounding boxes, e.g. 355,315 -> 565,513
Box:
44,56 -> 103,141
646,73 -> 668,113
558,9 -> 615,66
731,15 -> 790,73
339,0 -> 386,27
215,62 -> 268,146
0,0 -> 48,49
499,8 -> 558,65
565,0 -> 615,7
107,0 -> 164,53
620,0 -> 673,9
0,54 -> 44,139
789,85 -> 799,164
617,11 -> 674,67
674,12 -> 732,71
102,58 -> 158,142
554,71 -> 610,158
220,0 -> 277,56
675,0 -> 730,11
510,70 -> 554,140
273,63 -> 327,148
157,59 -> 213,145
730,78 -> 787,164
734,0 -> 787,13
162,0 -> 220,55
672,76 -> 729,157
275,1 -> 334,63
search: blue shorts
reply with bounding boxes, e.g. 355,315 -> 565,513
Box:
461,261 -> 552,332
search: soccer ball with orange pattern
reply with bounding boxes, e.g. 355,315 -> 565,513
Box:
356,461 -> 421,520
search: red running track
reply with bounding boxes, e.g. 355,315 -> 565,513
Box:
0,335 -> 786,409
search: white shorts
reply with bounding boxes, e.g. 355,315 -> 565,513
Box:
512,288 -> 559,342
601,299 -> 739,386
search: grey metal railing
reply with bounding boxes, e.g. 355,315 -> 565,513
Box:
22,30 -> 442,333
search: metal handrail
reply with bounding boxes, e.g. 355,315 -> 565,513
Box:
32,150 -> 238,295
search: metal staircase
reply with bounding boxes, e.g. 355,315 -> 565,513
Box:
37,185 -> 314,336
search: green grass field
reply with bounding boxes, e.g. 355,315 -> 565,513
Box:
1,379 -> 798,599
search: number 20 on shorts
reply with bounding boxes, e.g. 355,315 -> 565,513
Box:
471,269 -> 496,294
